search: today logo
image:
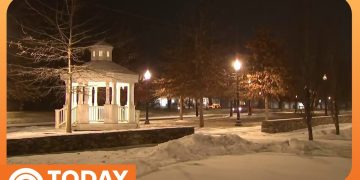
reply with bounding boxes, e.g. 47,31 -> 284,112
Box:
9,168 -> 129,180
9,168 -> 43,180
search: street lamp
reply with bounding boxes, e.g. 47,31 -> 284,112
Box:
144,69 -> 151,124
322,74 -> 327,81
232,59 -> 242,126
323,74 -> 328,116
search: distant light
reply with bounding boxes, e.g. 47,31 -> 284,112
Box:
144,70 -> 151,80
248,79 -> 251,84
233,59 -> 242,71
295,95 -> 298,99
328,96 -> 331,100
159,98 -> 167,107
298,103 -> 305,109
323,74 -> 327,81
319,99 -> 322,103
259,92 -> 262,95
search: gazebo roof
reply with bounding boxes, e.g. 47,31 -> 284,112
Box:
85,61 -> 138,75
67,61 -> 139,83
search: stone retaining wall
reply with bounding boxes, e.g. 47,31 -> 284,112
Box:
7,127 -> 194,156
261,115 -> 351,133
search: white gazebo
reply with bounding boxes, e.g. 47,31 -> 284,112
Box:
55,42 -> 140,130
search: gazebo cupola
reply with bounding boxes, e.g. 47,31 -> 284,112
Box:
89,41 -> 114,61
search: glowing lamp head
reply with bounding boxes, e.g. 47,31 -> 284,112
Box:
233,59 -> 242,71
323,74 -> 327,81
144,70 -> 151,80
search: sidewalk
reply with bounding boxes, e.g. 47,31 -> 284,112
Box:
139,113 -> 228,121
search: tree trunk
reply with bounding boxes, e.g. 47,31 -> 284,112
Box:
248,99 -> 252,116
305,109 -> 313,140
229,99 -> 233,117
66,75 -> 72,133
167,97 -> 171,111
264,96 -> 269,120
188,97 -> 191,109
209,97 -> 213,106
199,97 -> 204,127
304,87 -> 314,140
66,46 -> 72,133
179,96 -> 184,120
278,99 -> 283,110
195,98 -> 199,117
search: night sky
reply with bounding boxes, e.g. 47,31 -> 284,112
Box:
7,0 -> 351,109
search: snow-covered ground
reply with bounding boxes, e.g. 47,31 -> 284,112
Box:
8,123 -> 352,179
139,153 -> 351,180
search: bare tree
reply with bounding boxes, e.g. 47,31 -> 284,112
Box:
158,1 -> 227,127
8,0 -> 106,133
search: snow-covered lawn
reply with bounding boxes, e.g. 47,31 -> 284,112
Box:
8,123 -> 351,179
139,153 -> 351,180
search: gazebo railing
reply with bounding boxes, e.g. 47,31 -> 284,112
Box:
55,106 -> 77,128
89,106 -> 105,122
118,106 -> 129,123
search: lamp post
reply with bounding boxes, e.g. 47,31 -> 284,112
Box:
233,59 -> 242,126
295,95 -> 298,113
144,69 -> 152,124
323,74 -> 328,116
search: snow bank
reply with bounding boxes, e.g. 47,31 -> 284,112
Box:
135,130 -> 351,176
149,134 -> 253,162
8,124 -> 352,177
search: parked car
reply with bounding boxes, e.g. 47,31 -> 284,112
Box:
208,103 -> 221,109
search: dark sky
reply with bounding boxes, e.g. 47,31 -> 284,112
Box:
7,0 -> 352,102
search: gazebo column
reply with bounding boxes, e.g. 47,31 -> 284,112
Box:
94,86 -> 98,106
116,84 -> 121,106
105,82 -> 110,105
78,86 -> 83,105
88,86 -> 93,106
105,82 -> 117,124
127,83 -> 135,123
72,86 -> 77,108
84,84 -> 89,104
111,82 -> 115,105
77,83 -> 89,124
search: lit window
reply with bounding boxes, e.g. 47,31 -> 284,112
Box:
92,51 -> 95,57
99,50 -> 103,57
107,51 -> 110,57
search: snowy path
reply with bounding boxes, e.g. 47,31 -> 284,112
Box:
139,153 -> 351,180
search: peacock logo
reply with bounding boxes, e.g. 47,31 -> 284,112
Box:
9,168 -> 43,180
